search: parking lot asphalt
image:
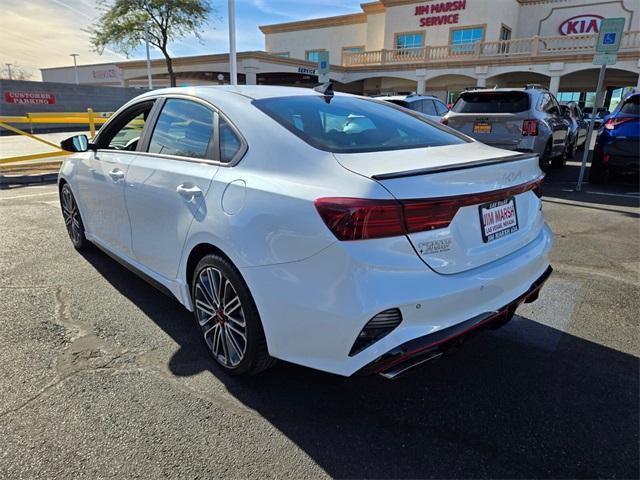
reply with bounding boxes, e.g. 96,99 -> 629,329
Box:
0,164 -> 638,479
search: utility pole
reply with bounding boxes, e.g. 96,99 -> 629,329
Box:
5,63 -> 12,80
144,22 -> 153,89
70,54 -> 80,84
228,0 -> 237,85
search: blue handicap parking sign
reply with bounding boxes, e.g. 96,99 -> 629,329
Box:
603,32 -> 616,45
320,61 -> 327,69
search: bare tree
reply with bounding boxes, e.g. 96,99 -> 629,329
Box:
0,63 -> 33,81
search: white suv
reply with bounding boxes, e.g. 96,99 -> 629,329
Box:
58,86 -> 553,378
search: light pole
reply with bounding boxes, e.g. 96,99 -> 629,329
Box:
70,54 -> 79,84
5,63 -> 12,80
144,22 -> 153,89
228,0 -> 237,86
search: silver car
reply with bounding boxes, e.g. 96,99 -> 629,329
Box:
444,86 -> 570,167
377,94 -> 449,122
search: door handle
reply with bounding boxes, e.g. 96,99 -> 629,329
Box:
176,184 -> 203,201
109,168 -> 125,181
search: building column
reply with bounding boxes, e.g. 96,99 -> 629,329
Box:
120,78 -> 130,87
415,68 -> 427,95
476,76 -> 486,88
636,73 -> 640,90
245,71 -> 257,85
548,75 -> 561,95
417,78 -> 426,95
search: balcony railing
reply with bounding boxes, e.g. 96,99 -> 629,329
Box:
342,31 -> 640,66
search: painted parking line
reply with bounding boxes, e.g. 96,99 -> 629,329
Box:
584,190 -> 640,199
556,188 -> 639,199
0,191 -> 58,201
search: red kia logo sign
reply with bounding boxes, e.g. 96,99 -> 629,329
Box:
559,14 -> 603,35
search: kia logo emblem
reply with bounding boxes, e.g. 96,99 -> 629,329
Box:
559,14 -> 603,36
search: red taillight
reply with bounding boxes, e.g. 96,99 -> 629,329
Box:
315,176 -> 544,241
602,153 -> 610,164
313,198 -> 405,240
522,119 -> 538,136
604,117 -> 633,130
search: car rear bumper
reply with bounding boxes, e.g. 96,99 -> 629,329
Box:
241,223 -> 554,377
357,266 -> 552,378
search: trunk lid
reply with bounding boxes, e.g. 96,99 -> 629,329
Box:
447,112 -> 528,149
333,143 -> 544,274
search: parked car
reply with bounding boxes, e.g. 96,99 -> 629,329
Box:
589,92 -> 639,184
58,85 -> 553,379
583,106 -> 609,130
444,86 -> 571,168
560,101 -> 587,158
376,93 -> 449,122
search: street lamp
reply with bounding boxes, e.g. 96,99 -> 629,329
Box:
70,53 -> 79,84
228,0 -> 237,86
144,22 -> 153,89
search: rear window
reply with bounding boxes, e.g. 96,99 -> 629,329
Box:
619,96 -> 639,115
384,99 -> 409,108
253,95 -> 467,153
452,92 -> 530,114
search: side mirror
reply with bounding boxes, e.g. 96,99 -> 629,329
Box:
60,134 -> 91,152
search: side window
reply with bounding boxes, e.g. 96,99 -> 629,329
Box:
219,118 -> 242,163
434,100 -> 449,116
148,99 -> 214,159
539,94 -> 553,113
422,100 -> 438,116
98,101 -> 154,151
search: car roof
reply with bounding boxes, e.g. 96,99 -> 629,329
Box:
375,94 -> 442,102
134,85 -> 356,102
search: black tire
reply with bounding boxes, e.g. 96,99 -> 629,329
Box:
191,253 -> 276,376
588,154 -> 608,185
60,183 -> 89,250
540,140 -> 553,168
552,142 -> 569,168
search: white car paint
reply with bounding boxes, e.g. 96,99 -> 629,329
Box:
59,85 -> 553,377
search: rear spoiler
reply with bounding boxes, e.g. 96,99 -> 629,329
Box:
372,153 -> 536,180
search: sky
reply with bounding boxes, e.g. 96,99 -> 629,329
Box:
0,0 -> 363,80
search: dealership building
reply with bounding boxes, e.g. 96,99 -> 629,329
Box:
41,0 -> 640,107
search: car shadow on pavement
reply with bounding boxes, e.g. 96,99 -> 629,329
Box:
80,248 -> 639,479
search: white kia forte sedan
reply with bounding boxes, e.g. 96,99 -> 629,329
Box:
58,85 -> 553,378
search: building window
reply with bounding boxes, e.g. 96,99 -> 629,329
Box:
500,25 -> 512,41
341,46 -> 364,64
450,26 -> 485,53
499,25 -> 512,53
395,32 -> 425,51
306,49 -> 327,63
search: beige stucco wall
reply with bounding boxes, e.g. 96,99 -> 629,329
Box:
365,12 -> 386,50
265,23 -> 367,63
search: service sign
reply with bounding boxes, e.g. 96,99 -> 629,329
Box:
559,14 -> 603,35
414,0 -> 467,27
4,91 -> 56,105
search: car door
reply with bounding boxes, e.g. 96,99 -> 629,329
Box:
79,100 -> 156,257
124,97 -> 221,280
420,99 -> 441,122
540,94 -> 567,155
575,106 -> 587,145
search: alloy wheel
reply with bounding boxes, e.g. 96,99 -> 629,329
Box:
61,185 -> 83,246
194,266 -> 247,367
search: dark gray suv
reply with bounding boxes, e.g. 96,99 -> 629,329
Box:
444,86 -> 571,167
